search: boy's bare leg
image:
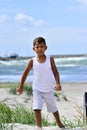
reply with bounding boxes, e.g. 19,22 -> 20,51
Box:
53,111 -> 65,128
34,110 -> 42,129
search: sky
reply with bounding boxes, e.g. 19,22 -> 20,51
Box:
0,0 -> 87,57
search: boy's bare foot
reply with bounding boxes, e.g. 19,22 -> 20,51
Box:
59,123 -> 65,128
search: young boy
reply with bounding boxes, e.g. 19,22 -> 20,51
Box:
17,37 -> 65,130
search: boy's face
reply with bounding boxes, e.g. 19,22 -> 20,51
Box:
33,42 -> 47,56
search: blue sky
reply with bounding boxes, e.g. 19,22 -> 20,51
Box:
0,0 -> 87,57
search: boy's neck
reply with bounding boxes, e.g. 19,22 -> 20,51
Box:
36,54 -> 46,63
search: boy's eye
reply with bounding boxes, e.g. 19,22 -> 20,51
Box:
40,45 -> 43,48
36,46 -> 39,49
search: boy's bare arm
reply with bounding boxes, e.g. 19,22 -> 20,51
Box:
16,59 -> 33,94
50,57 -> 62,91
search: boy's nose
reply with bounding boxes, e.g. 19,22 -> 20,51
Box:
38,47 -> 41,50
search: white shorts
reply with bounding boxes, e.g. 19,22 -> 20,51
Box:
33,90 -> 58,113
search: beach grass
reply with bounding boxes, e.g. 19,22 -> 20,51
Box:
0,101 -> 55,127
0,123 -> 14,130
0,101 -> 87,129
9,83 -> 32,95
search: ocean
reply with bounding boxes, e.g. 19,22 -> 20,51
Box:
0,56 -> 87,82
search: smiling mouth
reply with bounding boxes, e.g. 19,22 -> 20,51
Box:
38,51 -> 42,54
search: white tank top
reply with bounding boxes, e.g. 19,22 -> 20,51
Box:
32,56 -> 55,92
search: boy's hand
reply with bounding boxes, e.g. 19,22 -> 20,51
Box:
54,84 -> 62,91
16,86 -> 24,95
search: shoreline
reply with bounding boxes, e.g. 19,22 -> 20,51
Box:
0,81 -> 87,89
0,81 -> 87,88
0,81 -> 87,84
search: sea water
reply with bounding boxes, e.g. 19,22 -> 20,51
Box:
0,56 -> 87,82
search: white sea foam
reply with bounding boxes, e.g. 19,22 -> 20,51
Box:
0,56 -> 87,82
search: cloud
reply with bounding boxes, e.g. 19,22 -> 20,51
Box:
77,0 -> 87,5
14,13 -> 33,24
66,0 -> 87,11
75,0 -> 87,9
0,14 -> 9,23
14,13 -> 45,27
0,13 -> 44,27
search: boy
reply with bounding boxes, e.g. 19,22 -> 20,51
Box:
17,37 -> 65,130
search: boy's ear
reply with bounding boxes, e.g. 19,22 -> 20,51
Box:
33,47 -> 35,51
45,46 -> 47,50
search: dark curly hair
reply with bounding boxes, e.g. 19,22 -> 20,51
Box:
33,37 -> 46,47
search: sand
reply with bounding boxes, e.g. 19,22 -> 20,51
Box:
0,82 -> 87,130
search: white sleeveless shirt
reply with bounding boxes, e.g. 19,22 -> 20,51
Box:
32,56 -> 55,92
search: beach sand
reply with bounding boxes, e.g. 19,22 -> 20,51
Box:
0,82 -> 87,130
